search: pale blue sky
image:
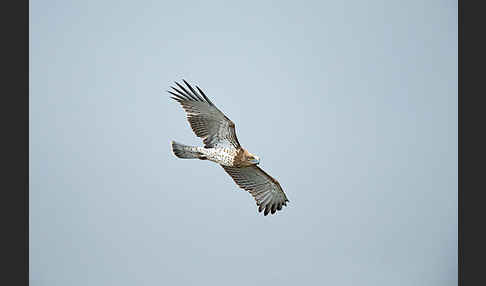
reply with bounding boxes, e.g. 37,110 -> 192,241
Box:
30,1 -> 457,285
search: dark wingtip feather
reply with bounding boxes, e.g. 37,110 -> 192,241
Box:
168,80 -> 215,106
182,79 -> 194,89
183,79 -> 205,102
168,90 -> 186,101
264,207 -> 270,216
169,86 -> 189,100
174,81 -> 199,101
167,90 -> 179,97
196,85 -> 214,106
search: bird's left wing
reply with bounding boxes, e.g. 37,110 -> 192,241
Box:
221,165 -> 289,216
169,80 -> 240,149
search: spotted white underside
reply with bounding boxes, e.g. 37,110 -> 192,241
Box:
198,146 -> 238,166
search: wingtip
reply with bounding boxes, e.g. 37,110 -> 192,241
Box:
258,200 -> 288,216
264,207 -> 270,216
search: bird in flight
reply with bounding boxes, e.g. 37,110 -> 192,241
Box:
168,80 -> 289,216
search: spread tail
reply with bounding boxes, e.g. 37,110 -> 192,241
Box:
171,141 -> 204,159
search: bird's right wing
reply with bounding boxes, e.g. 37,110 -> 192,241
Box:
169,80 -> 241,149
222,165 -> 289,216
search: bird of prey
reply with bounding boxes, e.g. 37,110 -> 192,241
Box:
168,80 -> 289,216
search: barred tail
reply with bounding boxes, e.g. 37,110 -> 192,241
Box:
171,141 -> 204,159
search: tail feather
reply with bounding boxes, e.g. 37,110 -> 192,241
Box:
171,141 -> 204,159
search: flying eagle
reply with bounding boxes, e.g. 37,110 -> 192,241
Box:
168,80 -> 289,216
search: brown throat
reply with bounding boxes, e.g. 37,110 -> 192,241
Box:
234,148 -> 253,167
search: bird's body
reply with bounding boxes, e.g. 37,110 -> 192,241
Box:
169,80 -> 289,216
172,143 -> 239,166
201,146 -> 239,166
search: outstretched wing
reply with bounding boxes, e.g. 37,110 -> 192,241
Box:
222,165 -> 289,216
169,80 -> 240,149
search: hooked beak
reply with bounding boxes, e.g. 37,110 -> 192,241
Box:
250,156 -> 260,165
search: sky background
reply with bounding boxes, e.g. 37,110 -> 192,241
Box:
30,1 -> 457,285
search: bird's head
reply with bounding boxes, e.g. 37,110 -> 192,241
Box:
244,149 -> 260,165
248,154 -> 260,165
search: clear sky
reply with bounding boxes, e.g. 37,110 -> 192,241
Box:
30,1 -> 457,285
